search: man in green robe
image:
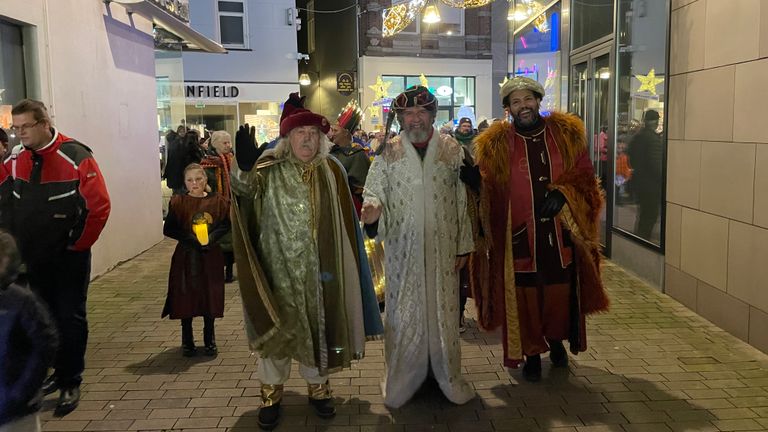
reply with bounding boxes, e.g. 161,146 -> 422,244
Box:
230,104 -> 383,431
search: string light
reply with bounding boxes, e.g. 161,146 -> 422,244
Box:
382,0 -> 426,38
438,0 -> 494,7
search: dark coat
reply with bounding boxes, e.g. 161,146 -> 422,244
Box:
0,282 -> 57,426
162,193 -> 230,319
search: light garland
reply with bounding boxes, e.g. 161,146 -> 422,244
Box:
381,0 -> 496,37
438,0 -> 494,8
382,0 -> 426,38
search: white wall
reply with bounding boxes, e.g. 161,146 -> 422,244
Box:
0,0 -> 163,277
358,56 -> 494,131
182,0 -> 299,84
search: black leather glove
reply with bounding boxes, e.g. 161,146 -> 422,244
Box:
235,124 -> 259,171
459,161 -> 481,194
538,189 -> 566,218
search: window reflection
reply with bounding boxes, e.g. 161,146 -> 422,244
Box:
510,2 -> 561,113
613,0 -> 668,246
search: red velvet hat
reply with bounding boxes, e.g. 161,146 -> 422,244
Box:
279,108 -> 331,137
280,92 -> 306,123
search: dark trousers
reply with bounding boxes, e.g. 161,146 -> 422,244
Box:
26,250 -> 91,388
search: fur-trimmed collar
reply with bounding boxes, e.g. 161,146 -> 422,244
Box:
473,112 -> 587,185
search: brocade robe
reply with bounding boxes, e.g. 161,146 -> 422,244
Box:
363,131 -> 475,408
230,149 -> 383,375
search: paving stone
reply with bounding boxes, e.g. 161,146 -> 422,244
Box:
38,241 -> 768,432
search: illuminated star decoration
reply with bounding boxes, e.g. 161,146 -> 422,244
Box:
368,105 -> 380,118
419,74 -> 429,88
369,76 -> 392,100
635,68 -> 664,96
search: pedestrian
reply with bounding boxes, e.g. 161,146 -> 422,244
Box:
231,101 -> 383,431
463,76 -> 609,382
0,128 -> 9,158
0,98 -> 111,415
166,129 -> 204,195
328,102 -> 370,216
162,163 -> 230,357
201,130 -> 236,282
361,85 -> 476,408
0,231 -> 58,432
626,109 -> 663,239
453,116 -> 477,333
454,117 -> 476,156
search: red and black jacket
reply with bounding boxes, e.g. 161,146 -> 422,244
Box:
0,129 -> 111,263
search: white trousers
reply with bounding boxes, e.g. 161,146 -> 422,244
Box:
257,357 -> 327,385
0,413 -> 40,432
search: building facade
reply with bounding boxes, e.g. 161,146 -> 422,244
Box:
163,0 -> 300,144
357,0 -> 495,131
0,0 -> 163,277
664,0 -> 768,354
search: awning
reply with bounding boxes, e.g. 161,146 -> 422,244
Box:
109,0 -> 227,53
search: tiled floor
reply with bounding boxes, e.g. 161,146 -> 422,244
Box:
40,239 -> 768,431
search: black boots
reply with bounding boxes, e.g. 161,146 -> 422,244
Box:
523,354 -> 542,382
54,386 -> 81,417
181,318 -> 196,357
307,382 -> 336,418
258,384 -> 283,431
203,316 -> 217,356
523,340 -> 569,382
224,252 -> 235,283
549,339 -> 569,368
181,317 -> 217,357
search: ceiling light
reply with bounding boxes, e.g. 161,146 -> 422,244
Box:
299,73 -> 311,86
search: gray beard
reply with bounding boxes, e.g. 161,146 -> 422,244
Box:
405,128 -> 430,143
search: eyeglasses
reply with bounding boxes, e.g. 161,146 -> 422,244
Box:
10,121 -> 40,133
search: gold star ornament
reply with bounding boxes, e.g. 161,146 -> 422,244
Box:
419,74 -> 429,88
635,69 -> 664,96
369,76 -> 392,100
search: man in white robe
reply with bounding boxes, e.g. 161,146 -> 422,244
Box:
361,86 -> 475,408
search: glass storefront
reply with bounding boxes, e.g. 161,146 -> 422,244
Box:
182,101 -> 281,145
613,0 -> 669,247
382,75 -> 476,129
509,1 -> 562,113
571,0 -> 614,50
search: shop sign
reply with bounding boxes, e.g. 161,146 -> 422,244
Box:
185,85 -> 240,98
372,97 -> 393,107
336,72 -> 355,96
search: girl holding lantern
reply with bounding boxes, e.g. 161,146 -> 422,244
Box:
162,163 -> 231,356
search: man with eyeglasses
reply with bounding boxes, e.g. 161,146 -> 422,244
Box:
0,99 -> 111,417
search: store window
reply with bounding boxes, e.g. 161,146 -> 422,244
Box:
0,19 -> 27,130
509,2 -> 561,113
613,0 -> 669,247
381,75 -> 476,128
571,0 -> 613,49
239,102 -> 280,144
218,0 -> 248,48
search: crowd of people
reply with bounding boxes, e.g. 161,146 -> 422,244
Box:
0,78 -> 617,432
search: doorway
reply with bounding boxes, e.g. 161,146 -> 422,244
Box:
569,43 -> 614,255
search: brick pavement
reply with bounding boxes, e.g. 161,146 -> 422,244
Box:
40,239 -> 768,432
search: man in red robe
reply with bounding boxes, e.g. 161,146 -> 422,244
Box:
462,77 -> 608,382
